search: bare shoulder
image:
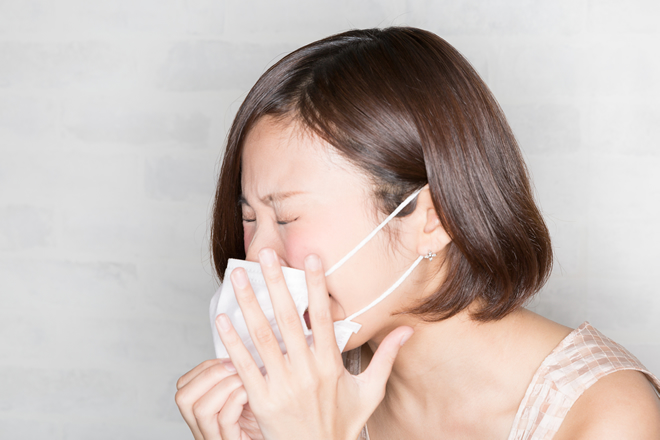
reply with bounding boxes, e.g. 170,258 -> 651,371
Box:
554,369 -> 660,440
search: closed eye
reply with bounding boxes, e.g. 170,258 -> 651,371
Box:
277,217 -> 299,226
242,217 -> 298,225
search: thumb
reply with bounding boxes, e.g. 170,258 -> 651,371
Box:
359,326 -> 414,402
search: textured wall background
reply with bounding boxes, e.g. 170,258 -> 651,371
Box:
1,0 -> 658,438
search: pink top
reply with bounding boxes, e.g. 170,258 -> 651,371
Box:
344,322 -> 660,440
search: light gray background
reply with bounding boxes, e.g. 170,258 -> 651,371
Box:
1,0 -> 658,438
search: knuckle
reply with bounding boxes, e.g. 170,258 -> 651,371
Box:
236,287 -> 258,305
386,350 -> 398,366
191,400 -> 208,418
236,357 -> 258,376
174,388 -> 190,407
310,307 -> 332,326
262,268 -> 282,284
254,325 -> 275,345
310,270 -> 325,285
280,309 -> 301,328
223,328 -> 242,347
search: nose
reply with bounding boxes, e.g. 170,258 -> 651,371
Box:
244,224 -> 288,266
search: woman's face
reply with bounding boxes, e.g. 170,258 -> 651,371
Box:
240,116 -> 425,349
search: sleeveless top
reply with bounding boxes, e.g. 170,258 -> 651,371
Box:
342,322 -> 660,440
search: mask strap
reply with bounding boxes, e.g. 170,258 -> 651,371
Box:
345,255 -> 424,321
324,187 -> 423,277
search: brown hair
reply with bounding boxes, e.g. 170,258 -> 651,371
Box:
211,27 -> 552,322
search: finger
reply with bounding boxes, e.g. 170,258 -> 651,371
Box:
177,359 -> 234,390
229,267 -> 287,375
304,254 -> 339,360
176,361 -> 238,408
180,409 -> 204,440
216,312 -> 267,398
359,326 -> 414,402
175,362 -> 238,438
218,386 -> 249,440
258,248 -> 309,355
194,375 -> 244,440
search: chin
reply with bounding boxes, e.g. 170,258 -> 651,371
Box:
342,338 -> 365,353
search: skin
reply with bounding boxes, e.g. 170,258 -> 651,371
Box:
176,116 -> 660,439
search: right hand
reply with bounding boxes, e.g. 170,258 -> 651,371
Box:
175,358 -> 264,440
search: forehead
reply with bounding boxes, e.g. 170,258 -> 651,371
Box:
240,117 -> 363,199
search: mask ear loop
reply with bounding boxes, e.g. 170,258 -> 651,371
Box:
344,254 -> 424,321
324,187 -> 424,277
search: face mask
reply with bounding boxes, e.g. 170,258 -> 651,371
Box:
210,188 -> 424,371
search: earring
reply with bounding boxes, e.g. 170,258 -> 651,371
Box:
424,251 -> 437,261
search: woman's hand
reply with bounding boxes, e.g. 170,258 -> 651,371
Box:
175,358 -> 263,440
217,248 -> 414,440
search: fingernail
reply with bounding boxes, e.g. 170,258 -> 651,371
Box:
217,314 -> 231,332
400,330 -> 414,346
223,362 -> 236,372
231,268 -> 248,289
305,254 -> 321,271
259,248 -> 277,267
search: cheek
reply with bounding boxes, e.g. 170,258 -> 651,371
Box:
282,230 -> 318,269
281,233 -> 342,319
281,221 -> 346,272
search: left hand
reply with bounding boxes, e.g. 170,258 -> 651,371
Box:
215,248 -> 414,440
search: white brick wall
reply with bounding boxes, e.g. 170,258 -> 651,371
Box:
1,0 -> 658,437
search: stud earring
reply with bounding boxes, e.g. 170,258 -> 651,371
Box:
424,251 -> 437,261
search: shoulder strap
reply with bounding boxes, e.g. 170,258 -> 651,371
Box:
508,322 -> 660,440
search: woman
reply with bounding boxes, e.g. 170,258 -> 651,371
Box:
175,27 -> 660,439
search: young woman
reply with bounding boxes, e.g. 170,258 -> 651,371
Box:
175,27 -> 660,439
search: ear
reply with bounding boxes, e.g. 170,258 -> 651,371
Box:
413,186 -> 452,257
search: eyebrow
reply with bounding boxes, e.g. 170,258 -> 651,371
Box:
238,191 -> 307,207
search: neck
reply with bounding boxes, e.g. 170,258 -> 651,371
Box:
380,309 -> 525,402
367,308 -> 570,436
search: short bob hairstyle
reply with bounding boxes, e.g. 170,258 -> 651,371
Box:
211,27 -> 552,322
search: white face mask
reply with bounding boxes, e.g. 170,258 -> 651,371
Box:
210,188 -> 425,371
